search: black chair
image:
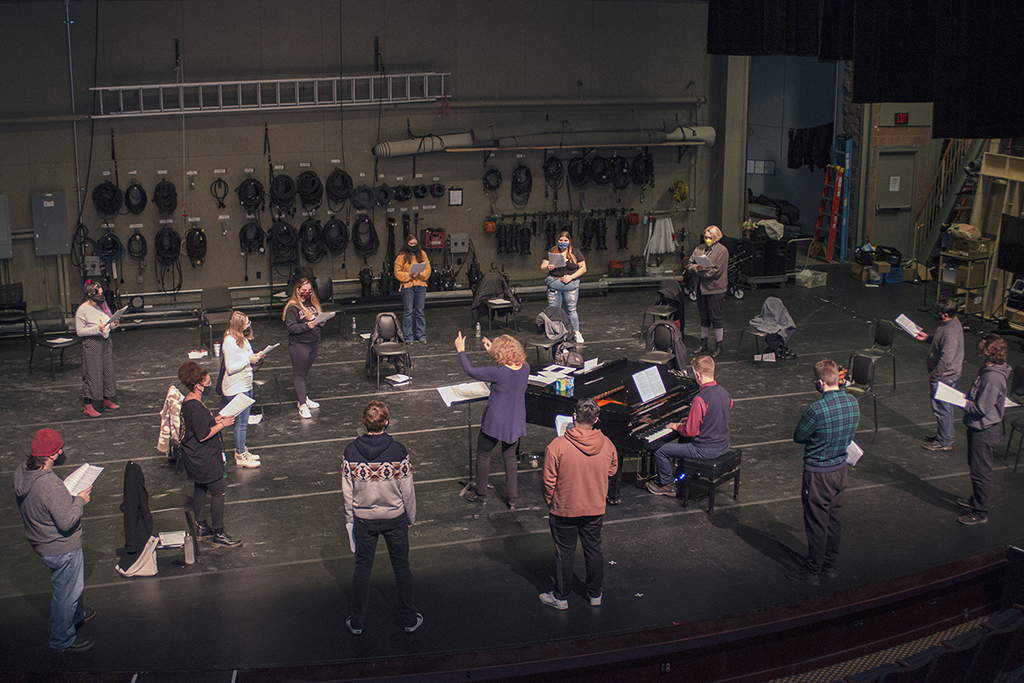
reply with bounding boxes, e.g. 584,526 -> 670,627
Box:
1003,366 -> 1024,471
638,322 -> 675,366
878,657 -> 934,683
199,286 -> 233,351
29,308 -> 81,380
843,662 -> 902,683
370,313 -> 410,389
846,354 -> 879,432
737,324 -> 768,358
912,628 -> 985,683
0,282 -> 29,342
314,277 -> 344,334
962,607 -> 1024,683
640,304 -> 674,335
849,319 -> 896,392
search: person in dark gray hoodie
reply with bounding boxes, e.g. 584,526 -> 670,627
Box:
13,429 -> 95,653
955,334 -> 1011,525
916,299 -> 964,451
342,400 -> 421,635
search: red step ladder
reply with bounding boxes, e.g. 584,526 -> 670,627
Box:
812,164 -> 844,262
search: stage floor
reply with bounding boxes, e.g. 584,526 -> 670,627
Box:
1,267 -> 1023,679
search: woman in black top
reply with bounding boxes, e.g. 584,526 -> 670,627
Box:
540,231 -> 587,343
283,278 -> 325,419
177,360 -> 241,548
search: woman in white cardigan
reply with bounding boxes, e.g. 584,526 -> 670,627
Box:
222,311 -> 263,468
75,280 -> 118,418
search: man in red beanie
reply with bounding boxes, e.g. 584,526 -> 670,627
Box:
13,428 -> 95,653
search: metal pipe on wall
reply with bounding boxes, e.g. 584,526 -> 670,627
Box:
62,0 -> 81,314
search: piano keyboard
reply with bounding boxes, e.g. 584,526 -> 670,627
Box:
644,427 -> 674,443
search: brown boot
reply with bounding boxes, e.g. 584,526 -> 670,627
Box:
102,398 -> 119,410
83,404 -> 102,418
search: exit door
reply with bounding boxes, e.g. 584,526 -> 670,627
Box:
872,150 -> 917,258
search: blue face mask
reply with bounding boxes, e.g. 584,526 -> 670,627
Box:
557,242 -> 569,249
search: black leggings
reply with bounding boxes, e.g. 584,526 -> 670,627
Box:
193,477 -> 227,530
289,342 -> 319,404
475,432 -> 519,504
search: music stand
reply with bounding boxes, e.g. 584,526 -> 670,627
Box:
438,383 -> 491,494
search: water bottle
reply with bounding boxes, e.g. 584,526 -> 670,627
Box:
475,322 -> 481,338
351,317 -> 357,335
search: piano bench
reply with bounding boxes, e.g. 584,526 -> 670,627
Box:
679,448 -> 741,515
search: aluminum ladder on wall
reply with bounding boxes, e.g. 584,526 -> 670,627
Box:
89,72 -> 450,119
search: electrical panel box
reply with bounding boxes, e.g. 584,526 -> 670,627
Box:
83,255 -> 101,276
450,233 -> 469,254
31,192 -> 69,257
0,195 -> 11,260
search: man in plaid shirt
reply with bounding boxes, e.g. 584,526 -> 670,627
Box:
788,359 -> 860,586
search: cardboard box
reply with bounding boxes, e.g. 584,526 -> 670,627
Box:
949,236 -> 993,257
956,263 -> 987,289
965,294 -> 985,314
940,265 -> 958,284
873,261 -> 892,274
1011,309 -> 1024,325
849,263 -> 869,281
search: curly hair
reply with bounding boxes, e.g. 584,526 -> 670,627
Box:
178,360 -> 209,391
362,400 -> 389,432
978,333 -> 1008,365
489,334 -> 526,367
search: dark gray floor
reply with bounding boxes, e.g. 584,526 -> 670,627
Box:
2,266 -> 1023,678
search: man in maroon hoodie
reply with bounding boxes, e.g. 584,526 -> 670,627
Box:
539,398 -> 618,610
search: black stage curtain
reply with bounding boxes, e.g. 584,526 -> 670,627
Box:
707,0 -> 821,56
851,0 -> 935,104
818,0 -> 855,61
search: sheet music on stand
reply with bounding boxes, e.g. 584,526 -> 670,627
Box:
437,382 -> 491,407
631,366 -> 667,404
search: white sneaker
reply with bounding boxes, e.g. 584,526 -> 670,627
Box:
305,398 -> 320,409
574,331 -> 585,343
246,450 -> 260,461
298,403 -> 312,419
234,451 -> 261,469
539,592 -> 568,610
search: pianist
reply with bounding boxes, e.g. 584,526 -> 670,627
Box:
647,355 -> 733,495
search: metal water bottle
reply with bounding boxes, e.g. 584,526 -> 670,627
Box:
475,322 -> 481,338
351,317 -> 357,335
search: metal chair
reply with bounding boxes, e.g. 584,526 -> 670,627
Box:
737,324 -> 767,357
638,322 -> 675,366
370,313 -> 410,389
845,354 -> 878,431
485,298 -> 517,332
1003,366 -> 1024,471
252,374 -> 281,417
640,304 -> 674,334
849,319 -> 896,392
29,308 -> 81,380
199,286 -> 233,351
0,282 -> 29,342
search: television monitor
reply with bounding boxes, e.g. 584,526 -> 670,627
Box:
998,213 -> 1024,276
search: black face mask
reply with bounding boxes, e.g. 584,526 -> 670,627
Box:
89,291 -> 105,303
54,450 -> 67,467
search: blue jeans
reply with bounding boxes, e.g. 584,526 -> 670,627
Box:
653,440 -> 729,485
40,548 -> 85,650
350,514 -> 417,630
401,286 -> 427,341
546,277 -> 580,332
230,389 -> 253,453
931,377 -> 959,447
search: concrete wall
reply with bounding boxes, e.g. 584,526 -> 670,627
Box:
0,0 -> 724,312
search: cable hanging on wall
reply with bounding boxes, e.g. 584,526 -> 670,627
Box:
124,180 -> 148,215
152,179 -> 178,216
185,224 -> 207,267
238,220 -> 265,282
325,167 -> 353,211
510,164 -> 532,210
92,181 -> 123,219
154,225 -> 183,295
296,170 -> 324,213
210,178 -> 230,209
323,217 -> 349,257
351,214 -> 379,259
299,217 -> 326,264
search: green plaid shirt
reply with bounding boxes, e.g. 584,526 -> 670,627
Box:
794,390 -> 860,469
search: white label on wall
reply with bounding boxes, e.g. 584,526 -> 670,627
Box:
160,219 -> 173,224
129,223 -> 143,229
102,171 -> 111,176
244,168 -> 254,174
218,215 -> 230,220
396,176 -> 404,181
330,159 -> 340,164
187,170 -> 197,176
300,162 -> 311,167
274,164 -> 284,170
128,170 -> 137,175
214,168 -> 226,174
889,176 -> 900,192
158,170 -> 168,175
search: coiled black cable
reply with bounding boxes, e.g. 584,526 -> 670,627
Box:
413,184 -> 430,199
510,165 -> 532,209
124,181 -> 148,215
351,214 -> 379,259
152,179 -> 178,216
92,181 -> 123,218
323,217 -> 349,255
70,223 -> 94,268
543,157 -> 564,195
483,168 -> 503,193
325,167 -> 353,209
154,225 -> 182,295
590,156 -> 612,186
567,157 -> 593,190
631,152 -> 655,187
299,217 -> 326,264
210,178 -> 230,209
236,178 -> 265,214
270,174 -> 296,216
268,222 -> 298,264
126,232 -> 147,261
612,156 -> 632,191
430,183 -> 446,199
185,225 -> 207,267
96,231 -> 125,262
393,185 -> 412,202
239,221 -> 265,282
350,185 -> 376,212
375,184 -> 395,207
296,171 -> 323,212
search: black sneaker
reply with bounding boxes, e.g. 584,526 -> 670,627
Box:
821,567 -> 839,579
786,568 -> 821,587
54,636 -> 94,653
462,487 -> 486,505
404,613 -> 424,633
346,616 -> 362,635
958,511 -> 988,525
196,520 -> 214,538
922,442 -> 953,451
75,607 -> 96,629
956,497 -> 973,510
212,530 -> 242,547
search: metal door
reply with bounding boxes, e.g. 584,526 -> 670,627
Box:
872,150 -> 917,258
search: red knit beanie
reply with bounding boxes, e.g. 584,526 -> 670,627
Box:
31,428 -> 64,459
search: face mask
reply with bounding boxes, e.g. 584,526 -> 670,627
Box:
89,290 -> 104,303
407,242 -> 418,250
54,450 -> 67,467
704,238 -> 714,247
557,242 -> 569,249
299,290 -> 311,300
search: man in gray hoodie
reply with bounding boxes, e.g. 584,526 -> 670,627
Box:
13,428 -> 95,652
957,334 -> 1011,525
916,299 -> 964,451
342,400 -> 421,635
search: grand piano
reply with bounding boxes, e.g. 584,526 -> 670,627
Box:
525,359 -> 700,498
